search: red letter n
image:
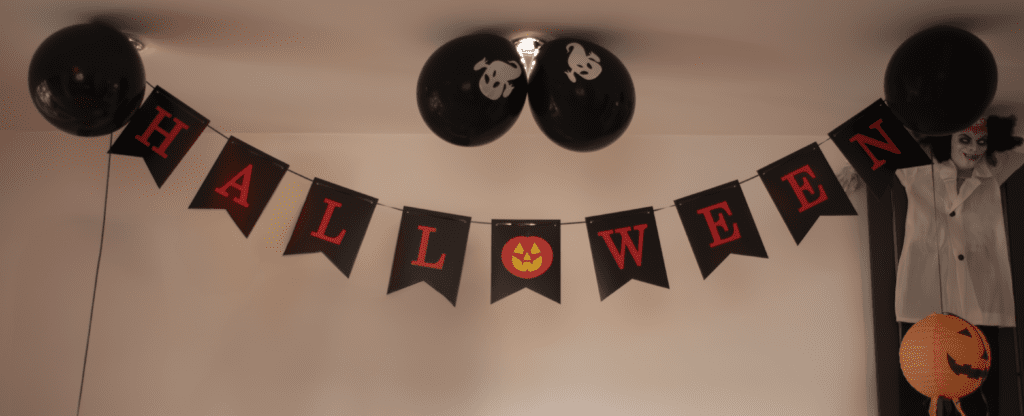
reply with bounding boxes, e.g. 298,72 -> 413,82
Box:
849,119 -> 902,171
135,105 -> 190,159
310,198 -> 346,244
780,164 -> 828,213
696,201 -> 740,248
596,224 -> 647,270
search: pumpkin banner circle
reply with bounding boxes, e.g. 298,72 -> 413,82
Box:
500,236 -> 554,279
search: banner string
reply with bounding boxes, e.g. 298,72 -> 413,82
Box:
77,132 -> 113,416
141,80 -> 834,226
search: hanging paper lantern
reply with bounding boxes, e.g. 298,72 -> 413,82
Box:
884,25 -> 997,136
28,22 -> 146,136
416,34 -> 528,147
528,38 -> 635,152
899,313 -> 991,415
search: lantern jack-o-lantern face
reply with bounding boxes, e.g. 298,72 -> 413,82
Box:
501,236 -> 554,279
899,313 -> 991,410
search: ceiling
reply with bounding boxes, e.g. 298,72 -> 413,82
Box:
2,0 -> 1022,137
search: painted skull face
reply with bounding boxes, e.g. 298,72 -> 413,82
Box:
474,58 -> 522,101
951,118 -> 988,170
564,42 -> 602,83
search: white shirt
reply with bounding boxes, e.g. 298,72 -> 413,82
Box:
895,146 -> 1024,327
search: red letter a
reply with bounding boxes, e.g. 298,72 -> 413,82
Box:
596,225 -> 647,270
310,198 -> 346,244
214,164 -> 252,207
135,105 -> 190,159
410,225 -> 445,270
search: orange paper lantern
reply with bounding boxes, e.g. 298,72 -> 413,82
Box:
899,313 -> 991,415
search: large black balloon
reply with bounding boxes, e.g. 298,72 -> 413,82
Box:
28,23 -> 146,136
528,38 -> 635,152
884,25 -> 997,135
417,34 -> 527,146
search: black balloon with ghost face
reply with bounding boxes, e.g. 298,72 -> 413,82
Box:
528,38 -> 635,152
416,34 -> 528,147
28,23 -> 146,136
884,25 -> 998,136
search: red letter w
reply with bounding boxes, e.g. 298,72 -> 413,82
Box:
597,225 -> 647,270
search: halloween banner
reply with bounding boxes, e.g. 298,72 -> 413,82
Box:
92,83 -> 962,305
283,178 -> 378,277
108,86 -> 209,188
491,220 -> 561,304
585,207 -> 669,300
675,181 -> 768,279
188,136 -> 289,237
757,142 -> 857,245
388,207 -> 471,306
828,99 -> 931,198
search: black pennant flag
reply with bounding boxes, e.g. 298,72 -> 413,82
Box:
188,137 -> 288,238
757,143 -> 857,245
675,181 -> 767,279
829,99 -> 931,198
283,178 -> 377,277
388,207 -> 471,306
491,220 -> 561,304
108,86 -> 209,188
585,207 -> 669,300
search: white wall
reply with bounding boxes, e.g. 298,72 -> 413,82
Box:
0,127 -> 876,415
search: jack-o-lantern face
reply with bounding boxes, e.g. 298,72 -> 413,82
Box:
501,236 -> 553,279
899,313 -> 991,401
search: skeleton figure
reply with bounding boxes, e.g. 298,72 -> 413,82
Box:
564,42 -> 602,83
474,58 -> 522,101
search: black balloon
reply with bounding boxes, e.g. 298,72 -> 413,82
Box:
528,38 -> 635,152
884,25 -> 997,136
28,23 -> 146,136
416,34 -> 527,146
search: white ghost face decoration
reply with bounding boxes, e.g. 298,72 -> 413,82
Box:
951,118 -> 988,170
564,42 -> 602,83
474,58 -> 522,101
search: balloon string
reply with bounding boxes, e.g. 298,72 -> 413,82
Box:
931,161 -> 944,315
952,398 -> 965,416
77,132 -> 113,416
138,82 -> 834,226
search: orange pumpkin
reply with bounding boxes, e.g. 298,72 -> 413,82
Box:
899,313 -> 991,415
500,236 -> 553,279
